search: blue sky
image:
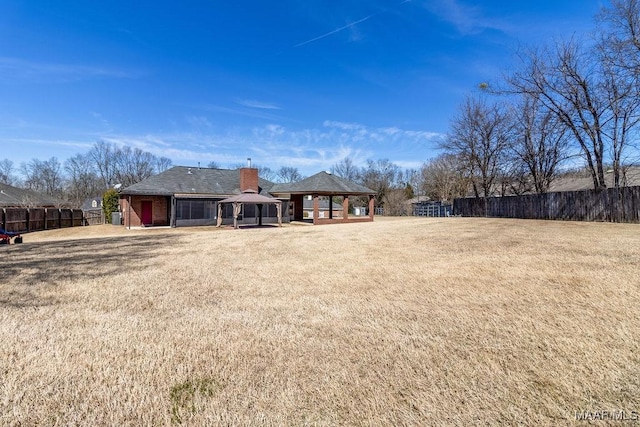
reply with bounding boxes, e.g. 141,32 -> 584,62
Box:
1,1 -> 604,176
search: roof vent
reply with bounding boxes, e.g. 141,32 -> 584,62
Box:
187,168 -> 192,174
247,157 -> 252,168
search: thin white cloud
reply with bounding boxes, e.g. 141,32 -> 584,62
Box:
1,137 -> 94,153
422,0 -> 513,36
323,120 -> 365,131
90,112 -> 110,128
0,56 -> 141,82
203,103 -> 285,122
185,115 -> 214,129
235,99 -> 281,110
7,119 -> 442,176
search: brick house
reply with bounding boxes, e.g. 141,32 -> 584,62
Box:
119,166 -> 284,227
119,166 -> 376,228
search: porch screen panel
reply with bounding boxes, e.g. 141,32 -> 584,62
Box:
176,199 -> 216,220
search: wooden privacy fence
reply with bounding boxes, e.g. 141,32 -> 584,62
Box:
83,210 -> 104,225
1,208 -> 85,232
453,186 -> 640,223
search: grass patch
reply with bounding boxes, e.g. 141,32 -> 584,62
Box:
170,377 -> 223,424
1,217 -> 639,425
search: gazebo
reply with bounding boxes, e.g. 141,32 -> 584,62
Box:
216,190 -> 282,229
269,171 -> 376,225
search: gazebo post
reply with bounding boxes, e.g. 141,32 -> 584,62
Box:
276,203 -> 282,226
369,195 -> 375,220
313,194 -> 320,225
343,195 -> 349,219
233,202 -> 240,229
329,196 -> 333,219
216,203 -> 223,227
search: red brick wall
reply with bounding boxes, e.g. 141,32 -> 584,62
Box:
120,195 -> 169,227
239,168 -> 259,193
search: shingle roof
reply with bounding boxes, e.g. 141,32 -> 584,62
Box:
120,166 -> 276,196
219,192 -> 282,204
549,166 -> 640,192
80,197 -> 103,211
270,171 -> 375,195
0,182 -> 59,207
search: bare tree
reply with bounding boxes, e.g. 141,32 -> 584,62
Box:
20,157 -> 63,198
65,153 -> 101,207
0,159 -> 16,185
600,61 -> 640,187
115,146 -> 156,187
360,159 -> 401,208
420,153 -> 471,202
206,161 -> 220,169
508,41 -> 612,190
383,188 -> 411,216
399,168 -> 420,197
88,140 -> 118,189
277,166 -> 303,183
156,157 -> 173,173
598,0 -> 640,73
330,157 -> 360,182
257,165 -> 276,182
596,1 -> 640,187
510,95 -> 570,193
441,95 -> 512,199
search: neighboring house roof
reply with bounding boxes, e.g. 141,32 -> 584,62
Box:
549,166 -> 640,192
270,171 -> 375,195
120,166 -> 276,197
408,195 -> 432,204
81,197 -> 103,211
0,182 -> 59,207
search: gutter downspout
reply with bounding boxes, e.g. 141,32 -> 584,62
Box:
128,195 -> 131,230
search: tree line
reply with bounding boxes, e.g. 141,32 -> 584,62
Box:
441,0 -> 640,199
0,141 -> 173,207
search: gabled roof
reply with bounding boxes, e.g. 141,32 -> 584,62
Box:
0,182 -> 59,207
120,166 -> 276,197
549,166 -> 640,192
270,171 -> 375,195
81,196 -> 103,211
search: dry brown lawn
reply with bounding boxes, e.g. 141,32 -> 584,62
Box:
1,217 -> 639,426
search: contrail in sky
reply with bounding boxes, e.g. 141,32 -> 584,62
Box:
294,0 -> 411,48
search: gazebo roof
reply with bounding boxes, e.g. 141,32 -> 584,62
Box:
270,171 -> 375,195
218,192 -> 281,204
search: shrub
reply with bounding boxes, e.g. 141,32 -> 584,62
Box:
102,188 -> 120,223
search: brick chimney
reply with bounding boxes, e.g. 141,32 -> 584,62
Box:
239,167 -> 259,193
